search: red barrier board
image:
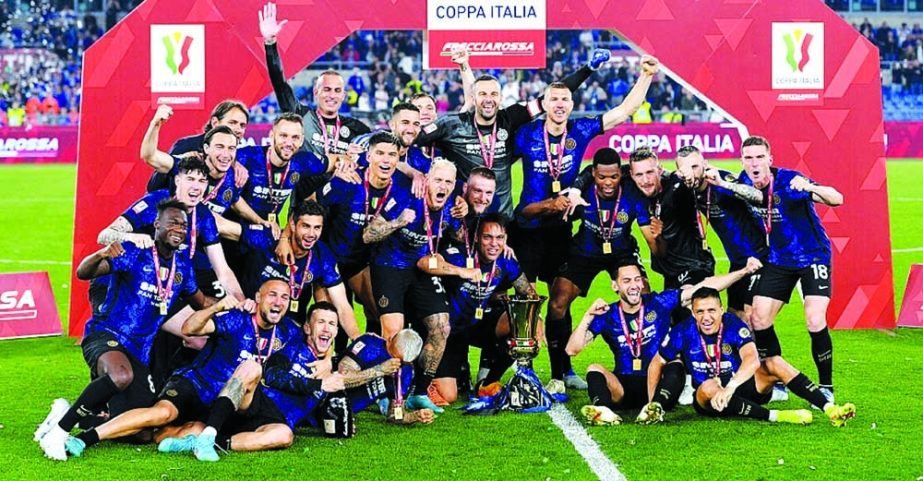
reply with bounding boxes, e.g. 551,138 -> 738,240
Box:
0,272 -> 62,339
897,264 -> 923,327
0,126 -> 78,164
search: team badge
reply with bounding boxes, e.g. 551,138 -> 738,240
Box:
223,189 -> 233,203
378,295 -> 389,308
565,138 -> 576,150
271,338 -> 284,351
166,389 -> 178,397
645,311 -> 657,322
351,341 -> 366,354
773,193 -> 782,204
739,327 -> 751,338
132,201 -> 148,213
303,270 -> 315,283
496,128 -> 508,141
724,173 -> 738,183
340,126 -> 351,138
616,210 -> 630,224
721,343 -> 733,355
106,340 -> 119,347
291,172 -> 300,184
384,198 -> 397,212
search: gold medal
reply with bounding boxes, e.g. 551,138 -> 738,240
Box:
475,307 -> 484,320
552,180 -> 561,193
159,267 -> 168,281
633,358 -> 642,371
428,256 -> 438,269
702,239 -> 709,251
393,404 -> 404,421
603,241 -> 612,254
159,301 -> 168,316
290,299 -> 299,312
466,257 -> 474,269
268,213 -> 277,223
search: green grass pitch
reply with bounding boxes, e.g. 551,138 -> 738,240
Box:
0,161 -> 921,480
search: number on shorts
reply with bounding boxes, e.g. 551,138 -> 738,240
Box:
147,375 -> 155,394
431,276 -> 445,294
212,280 -> 227,298
748,274 -> 761,291
810,264 -> 829,280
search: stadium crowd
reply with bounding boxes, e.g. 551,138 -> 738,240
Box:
32,2 -> 858,463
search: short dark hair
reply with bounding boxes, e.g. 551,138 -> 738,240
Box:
410,92 -> 436,105
307,300 -> 338,321
157,198 -> 187,216
203,125 -> 236,147
742,136 -> 771,152
476,213 -> 507,236
628,147 -> 658,164
676,145 -> 700,158
205,100 -> 249,133
469,166 -> 497,182
368,131 -> 402,150
690,287 -> 722,305
272,112 -> 304,127
391,102 -> 420,116
175,157 -> 209,179
592,147 -> 621,168
474,74 -> 500,86
291,199 -> 327,223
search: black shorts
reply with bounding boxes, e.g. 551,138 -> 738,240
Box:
81,330 -> 158,417
88,278 -> 108,315
338,260 -> 369,283
157,375 -> 209,424
511,224 -> 572,284
726,263 -> 760,311
435,305 -> 504,379
371,265 -> 448,319
558,251 -> 644,296
663,268 -> 713,291
753,262 -> 831,303
221,386 -> 288,435
612,373 -> 648,410
692,377 -> 772,417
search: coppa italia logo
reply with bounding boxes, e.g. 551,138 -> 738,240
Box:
161,31 -> 194,75
772,22 -> 824,90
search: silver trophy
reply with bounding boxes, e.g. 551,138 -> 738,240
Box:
505,296 -> 547,365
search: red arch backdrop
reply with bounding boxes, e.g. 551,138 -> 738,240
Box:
68,0 -> 894,335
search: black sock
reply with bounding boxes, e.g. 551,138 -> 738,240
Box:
76,428 -> 100,447
726,394 -> 771,421
77,413 -> 108,431
652,362 -> 685,410
561,311 -> 574,375
809,328 -> 833,386
206,396 -> 236,431
483,340 -> 513,385
786,373 -> 829,409
546,317 -> 569,380
411,372 -> 435,396
586,372 -> 614,408
753,326 -> 783,359
215,434 -> 232,451
58,375 -> 121,432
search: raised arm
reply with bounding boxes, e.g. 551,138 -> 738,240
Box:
97,216 -> 154,249
181,295 -> 240,336
451,47 -> 475,113
791,175 -> 844,207
679,257 -> 763,304
259,2 -> 305,115
565,298 -> 607,356
141,104 -> 178,173
602,55 -> 659,130
703,168 -> 763,205
76,243 -> 124,280
204,243 -> 245,301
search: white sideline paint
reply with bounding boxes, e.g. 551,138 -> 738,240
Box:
547,404 -> 627,481
0,259 -> 71,266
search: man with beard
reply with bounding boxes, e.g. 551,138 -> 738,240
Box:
423,215 -> 539,403
512,56 -> 658,291
737,136 -> 843,403
60,280 -> 298,461
363,159 -> 467,413
567,261 -> 761,425
222,200 -> 359,339
414,50 -> 612,220
146,99 -> 250,193
37,200 -> 206,461
155,301 -> 346,459
642,288 -> 855,426
543,149 -> 650,394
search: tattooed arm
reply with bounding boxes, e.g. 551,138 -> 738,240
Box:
565,298 -> 608,356
97,216 -> 154,248
337,356 -> 401,389
511,273 -> 538,298
704,168 -> 763,205
362,208 -> 415,244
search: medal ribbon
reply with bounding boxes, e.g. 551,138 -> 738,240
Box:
317,110 -> 341,156
288,249 -> 314,300
543,124 -> 567,183
594,185 -> 622,241
697,321 -> 725,379
363,170 -> 392,221
250,314 -> 277,365
695,186 -> 711,242
201,171 -> 227,204
763,176 -> 774,245
474,257 -> 497,309
423,200 -> 445,257
265,148 -> 292,218
473,118 -> 498,169
617,303 -> 645,360
151,245 -> 177,306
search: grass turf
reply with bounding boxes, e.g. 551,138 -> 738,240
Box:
0,161 -> 920,480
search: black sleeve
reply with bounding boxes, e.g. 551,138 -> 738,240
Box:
572,164 -> 594,194
265,42 -> 309,117
293,172 -> 333,205
262,354 -> 323,395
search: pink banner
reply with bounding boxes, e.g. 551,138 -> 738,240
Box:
898,264 -> 923,327
883,122 -> 923,158
0,272 -> 62,340
0,126 -> 78,164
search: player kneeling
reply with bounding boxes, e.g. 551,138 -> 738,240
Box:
640,287 -> 855,426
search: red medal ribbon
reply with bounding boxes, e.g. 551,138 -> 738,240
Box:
543,124 -> 568,184
363,171 -> 393,221
617,303 -> 645,360
423,200 -> 445,258
697,321 -> 725,379
265,148 -> 292,218
288,249 -> 314,301
462,217 -> 480,261
763,175 -> 774,245
201,172 -> 227,205
250,314 -> 277,365
317,110 -> 341,156
474,257 -> 497,310
594,185 -> 622,242
151,245 -> 177,307
695,186 -> 711,242
473,118 -> 498,169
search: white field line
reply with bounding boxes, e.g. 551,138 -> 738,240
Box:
547,404 -> 627,481
0,259 -> 71,266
